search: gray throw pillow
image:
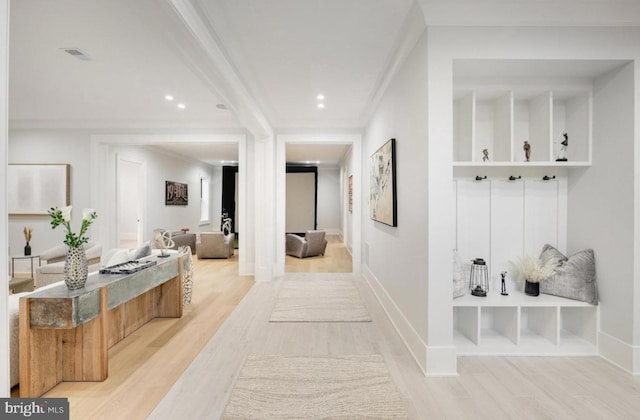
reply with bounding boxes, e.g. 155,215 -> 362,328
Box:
539,244 -> 598,305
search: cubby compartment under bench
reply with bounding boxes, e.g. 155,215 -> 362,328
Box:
453,291 -> 598,356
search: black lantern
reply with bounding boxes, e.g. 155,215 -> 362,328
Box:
469,258 -> 489,297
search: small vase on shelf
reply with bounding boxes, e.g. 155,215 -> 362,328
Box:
524,280 -> 540,296
64,246 -> 88,290
24,242 -> 31,256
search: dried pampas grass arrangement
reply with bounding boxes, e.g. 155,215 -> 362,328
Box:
510,254 -> 556,284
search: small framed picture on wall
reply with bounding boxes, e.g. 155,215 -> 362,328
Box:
165,180 -> 188,206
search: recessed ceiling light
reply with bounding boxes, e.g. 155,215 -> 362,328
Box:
317,103 -> 325,109
177,103 -> 186,109
216,103 -> 228,110
317,94 -> 325,100
165,95 -> 174,101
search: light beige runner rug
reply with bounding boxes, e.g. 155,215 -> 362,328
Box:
269,278 -> 372,322
221,354 -> 408,419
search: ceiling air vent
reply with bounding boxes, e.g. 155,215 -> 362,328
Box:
61,48 -> 92,61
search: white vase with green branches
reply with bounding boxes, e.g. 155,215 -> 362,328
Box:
49,206 -> 98,290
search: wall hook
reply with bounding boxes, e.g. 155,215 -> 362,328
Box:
543,175 -> 556,181
508,175 -> 521,181
475,175 -> 487,181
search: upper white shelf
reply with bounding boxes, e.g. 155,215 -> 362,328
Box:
453,71 -> 593,166
453,290 -> 595,308
453,161 -> 591,168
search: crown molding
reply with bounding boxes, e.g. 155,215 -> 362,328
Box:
8,119 -> 245,132
360,2 -> 427,126
417,0 -> 640,27
168,0 -> 273,140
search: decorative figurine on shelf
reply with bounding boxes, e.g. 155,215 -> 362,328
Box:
523,141 -> 531,162
556,132 -> 568,161
482,148 -> 489,162
500,271 -> 509,296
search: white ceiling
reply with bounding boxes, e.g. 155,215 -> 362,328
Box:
286,143 -> 351,167
8,1 -> 640,164
195,0 -> 415,129
9,0 -> 240,129
8,0 -> 413,165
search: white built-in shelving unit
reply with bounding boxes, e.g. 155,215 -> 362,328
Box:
452,59 -> 604,356
454,291 -> 598,355
453,60 -> 593,167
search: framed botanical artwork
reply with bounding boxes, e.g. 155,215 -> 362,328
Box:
165,180 -> 188,206
8,164 -> 70,215
370,138 -> 397,227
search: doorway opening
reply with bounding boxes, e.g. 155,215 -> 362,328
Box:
116,155 -> 145,249
276,134 -> 362,276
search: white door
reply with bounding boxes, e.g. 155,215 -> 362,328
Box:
116,155 -> 145,249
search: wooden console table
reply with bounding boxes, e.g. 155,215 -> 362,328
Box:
19,254 -> 184,397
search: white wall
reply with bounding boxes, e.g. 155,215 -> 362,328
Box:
284,167 -> 343,234
568,62 -> 637,368
341,146 -> 354,251
7,131 -> 222,257
317,168 -> 341,234
8,130 -> 94,256
108,144 -> 215,243
363,30 -> 432,372
285,172 -> 316,232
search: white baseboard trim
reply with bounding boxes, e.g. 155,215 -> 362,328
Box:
425,346 -> 458,377
324,228 -> 340,236
239,262 -> 255,277
362,265 -> 428,373
598,330 -> 640,374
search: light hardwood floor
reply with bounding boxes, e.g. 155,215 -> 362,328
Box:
18,240 -> 640,419
150,271 -> 640,419
20,252 -> 254,419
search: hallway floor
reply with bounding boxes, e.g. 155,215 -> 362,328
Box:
29,242 -> 640,419
152,271 -> 640,419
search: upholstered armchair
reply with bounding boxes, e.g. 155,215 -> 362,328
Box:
286,230 -> 328,258
196,232 -> 235,259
